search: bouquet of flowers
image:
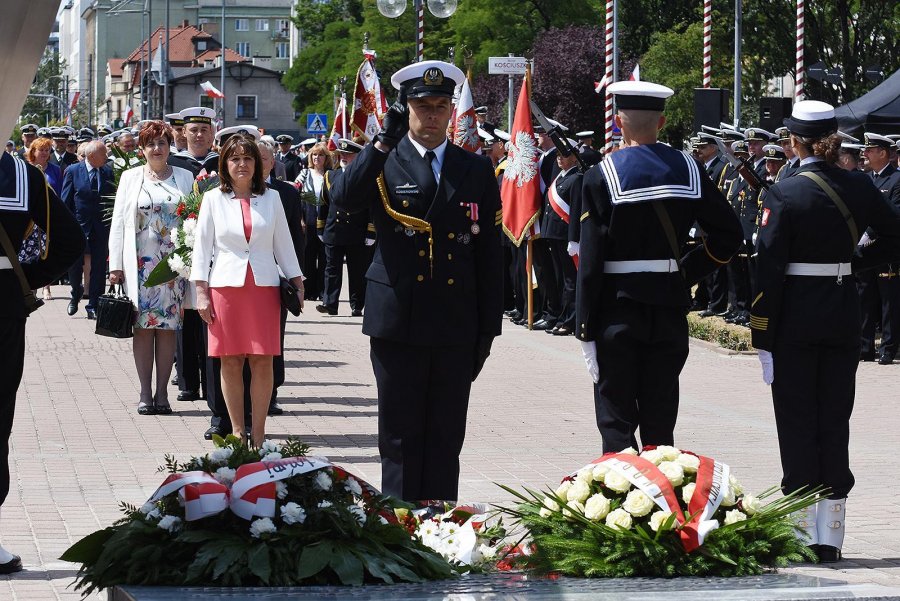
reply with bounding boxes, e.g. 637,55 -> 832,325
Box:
101,147 -> 145,225
143,171 -> 214,287
498,446 -> 819,578
401,503 -> 506,571
61,437 -> 456,596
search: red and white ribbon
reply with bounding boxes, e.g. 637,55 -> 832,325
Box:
683,454 -> 730,549
702,0 -> 712,88
591,455 -> 686,523
547,175 -> 570,224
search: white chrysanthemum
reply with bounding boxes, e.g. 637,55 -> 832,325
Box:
584,493 -> 611,521
605,508 -> 633,531
280,502 -> 307,525
275,481 -> 288,500
724,509 -> 747,525
209,447 -> 233,465
249,517 -> 277,538
317,500 -> 333,510
345,478 -> 363,497
214,466 -> 236,485
657,461 -> 685,487
262,452 -> 282,462
139,502 -> 157,515
604,471 -> 631,493
157,515 -> 182,533
622,489 -> 654,517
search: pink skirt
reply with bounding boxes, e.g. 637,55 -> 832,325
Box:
208,267 -> 281,357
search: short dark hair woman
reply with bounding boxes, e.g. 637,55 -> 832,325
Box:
750,100 -> 900,563
190,135 -> 305,446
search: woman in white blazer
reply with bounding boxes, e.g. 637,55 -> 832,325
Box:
191,135 -> 304,446
108,121 -> 195,416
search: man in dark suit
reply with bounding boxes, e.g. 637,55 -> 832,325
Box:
695,133 -> 730,317
276,135 -> 301,182
49,128 -> 78,173
15,124 -> 37,160
316,138 -> 374,317
61,140 -> 114,319
329,60 -> 504,502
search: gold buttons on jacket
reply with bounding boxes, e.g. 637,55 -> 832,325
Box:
417,275 -> 424,282
402,200 -> 409,207
448,232 -> 455,239
418,250 -> 426,257
447,278 -> 455,285
447,253 -> 452,260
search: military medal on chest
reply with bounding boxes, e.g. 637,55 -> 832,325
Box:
461,201 -> 480,235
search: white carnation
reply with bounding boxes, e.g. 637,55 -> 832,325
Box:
657,461 -> 685,487
348,504 -> 366,525
280,502 -> 307,525
604,471 -> 631,493
656,445 -> 681,461
605,508 -> 633,531
317,500 -> 333,510
742,494 -> 761,515
208,447 -> 233,465
314,471 -> 333,491
345,478 -> 363,497
259,440 -> 280,454
157,515 -> 182,533
681,482 -> 696,505
675,453 -> 700,474
182,218 -> 197,235
649,510 -> 674,532
249,517 -> 277,538
139,502 -> 157,515
567,480 -> 592,504
622,489 -> 654,517
167,253 -> 190,278
584,493 -> 611,521
262,452 -> 282,462
275,481 -> 288,500
214,466 -> 236,485
723,509 -> 747,525
639,449 -> 663,465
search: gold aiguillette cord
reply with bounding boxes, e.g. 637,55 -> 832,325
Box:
376,173 -> 434,277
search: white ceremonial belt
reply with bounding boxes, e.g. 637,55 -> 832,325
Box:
0,256 -> 12,270
603,259 -> 679,274
785,262 -> 852,277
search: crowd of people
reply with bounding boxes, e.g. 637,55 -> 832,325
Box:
4,56 -> 900,574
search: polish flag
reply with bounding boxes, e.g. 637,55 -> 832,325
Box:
200,81 -> 225,99
351,50 -> 389,141
65,91 -> 80,126
452,78 -> 480,154
500,78 -> 542,246
594,74 -> 608,94
630,64 -> 641,81
124,104 -> 134,125
327,96 -> 348,152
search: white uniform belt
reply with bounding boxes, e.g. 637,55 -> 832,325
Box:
0,256 -> 11,270
785,262 -> 852,277
603,259 -> 679,274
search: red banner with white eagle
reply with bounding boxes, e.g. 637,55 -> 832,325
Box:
500,78 -> 542,247
327,96 -> 348,152
351,51 -> 389,142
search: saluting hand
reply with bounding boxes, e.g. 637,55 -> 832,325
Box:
375,86 -> 409,149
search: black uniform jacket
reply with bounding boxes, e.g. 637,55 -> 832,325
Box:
49,150 -> 78,172
317,168 -> 375,246
567,171 -> 585,245
727,158 -> 767,240
329,137 -> 503,346
706,154 -> 727,186
168,150 -> 219,178
750,162 -> 900,351
267,177 -> 305,267
0,153 -> 85,318
775,158 -> 799,183
854,164 -> 900,270
540,167 -> 582,241
575,143 -> 743,342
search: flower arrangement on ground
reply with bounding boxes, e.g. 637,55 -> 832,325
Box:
143,171 -> 214,286
403,503 -> 506,571
499,446 -> 819,577
61,436 -> 456,596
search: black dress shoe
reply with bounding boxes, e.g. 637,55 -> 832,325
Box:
85,308 -> 97,320
351,309 -> 363,317
532,319 -> 555,331
552,326 -> 574,336
698,309 -> 717,318
177,390 -> 199,402
67,301 -> 78,316
505,309 -> 522,320
154,403 -> 173,415
512,317 -> 527,326
878,352 -> 895,365
204,426 -> 231,440
0,554 -> 22,574
545,325 -> 559,334
267,402 -> 284,416
170,375 -> 179,386
816,545 -> 842,563
716,310 -> 734,320
315,304 -> 338,316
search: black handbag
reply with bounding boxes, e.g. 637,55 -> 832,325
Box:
95,284 -> 135,338
280,277 -> 302,317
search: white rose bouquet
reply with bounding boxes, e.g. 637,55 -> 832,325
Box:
499,445 -> 819,578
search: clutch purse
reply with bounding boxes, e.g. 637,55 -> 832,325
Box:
280,277 -> 302,317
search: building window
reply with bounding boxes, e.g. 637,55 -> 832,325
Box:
198,96 -> 215,110
234,18 -> 249,31
236,96 -> 257,120
255,19 -> 269,31
196,40 -> 207,51
276,19 -> 290,35
275,42 -> 289,59
235,42 -> 251,58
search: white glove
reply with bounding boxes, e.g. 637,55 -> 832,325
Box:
318,234 -> 324,242
758,350 -> 774,385
689,227 -> 697,238
365,238 -> 375,247
752,232 -> 758,245
859,231 -> 872,247
581,340 -> 599,384
567,241 -> 580,257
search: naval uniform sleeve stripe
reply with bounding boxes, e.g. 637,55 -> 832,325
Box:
580,211 -> 590,222
751,292 -> 763,308
702,238 -> 731,265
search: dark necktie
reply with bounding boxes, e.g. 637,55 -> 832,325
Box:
89,169 -> 98,193
424,150 -> 437,185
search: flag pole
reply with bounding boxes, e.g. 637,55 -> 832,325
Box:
525,61 -> 535,331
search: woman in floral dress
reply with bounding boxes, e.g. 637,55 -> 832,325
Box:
109,122 -> 195,415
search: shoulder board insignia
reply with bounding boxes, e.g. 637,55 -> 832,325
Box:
580,211 -> 590,222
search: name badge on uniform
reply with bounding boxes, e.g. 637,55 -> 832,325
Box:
394,182 -> 419,195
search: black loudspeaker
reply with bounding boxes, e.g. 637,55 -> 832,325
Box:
759,97 -> 793,132
693,88 -> 729,134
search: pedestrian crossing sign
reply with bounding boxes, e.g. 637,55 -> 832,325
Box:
307,113 -> 328,135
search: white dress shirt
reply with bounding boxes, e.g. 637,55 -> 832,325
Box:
407,135 -> 448,184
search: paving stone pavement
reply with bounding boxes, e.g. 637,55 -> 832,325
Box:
2,284 -> 900,599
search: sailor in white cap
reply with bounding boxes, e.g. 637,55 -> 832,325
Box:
169,107 -> 218,178
275,134 -> 301,181
164,112 -> 187,153
575,130 -> 602,167
50,126 -> 78,173
837,142 -> 863,172
327,59 -> 503,503
576,79 -> 742,454
751,100 -> 900,563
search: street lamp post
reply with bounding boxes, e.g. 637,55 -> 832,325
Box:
376,0 -> 458,62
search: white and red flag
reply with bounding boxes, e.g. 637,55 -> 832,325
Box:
65,91 -> 80,126
351,50 -> 389,141
124,104 -> 135,125
500,78 -> 542,246
327,96 -> 348,152
451,78 -> 480,154
630,64 -> 641,81
594,74 -> 609,94
200,80 -> 225,99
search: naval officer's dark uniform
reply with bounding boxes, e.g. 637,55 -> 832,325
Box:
725,157 -> 766,322
702,152 -> 730,314
540,165 -> 582,332
750,159 -> 900,501
329,125 -> 503,501
577,143 -> 742,453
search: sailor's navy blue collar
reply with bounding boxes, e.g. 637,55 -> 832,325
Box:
599,143 -> 702,204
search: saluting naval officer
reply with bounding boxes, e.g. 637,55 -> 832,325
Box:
576,80 -> 742,454
750,101 -> 900,562
328,60 -> 503,502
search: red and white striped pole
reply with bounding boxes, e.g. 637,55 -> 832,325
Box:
702,0 -> 712,87
416,0 -> 425,62
795,0 -> 804,100
604,0 -> 614,150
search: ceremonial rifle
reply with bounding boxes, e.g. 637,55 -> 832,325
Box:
529,100 -> 588,171
715,137 -> 769,192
